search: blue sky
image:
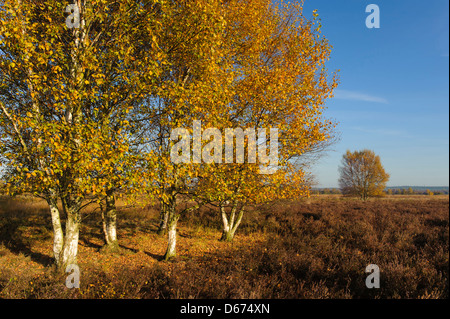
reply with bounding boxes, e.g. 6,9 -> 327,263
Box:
288,0 -> 449,187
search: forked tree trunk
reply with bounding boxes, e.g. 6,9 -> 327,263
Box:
162,193 -> 199,260
101,190 -> 119,252
220,203 -> 245,242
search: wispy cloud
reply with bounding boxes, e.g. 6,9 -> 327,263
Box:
333,89 -> 388,104
350,126 -> 411,138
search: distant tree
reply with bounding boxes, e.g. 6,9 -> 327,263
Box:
386,189 -> 393,195
338,149 -> 390,200
426,189 -> 434,196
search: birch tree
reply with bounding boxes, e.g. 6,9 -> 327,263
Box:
0,0 -> 163,268
195,0 -> 339,242
132,0 -> 231,260
338,149 -> 390,200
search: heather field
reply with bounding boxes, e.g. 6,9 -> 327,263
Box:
0,195 -> 448,299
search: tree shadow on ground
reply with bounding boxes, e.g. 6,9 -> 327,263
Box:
144,251 -> 164,261
0,219 -> 53,267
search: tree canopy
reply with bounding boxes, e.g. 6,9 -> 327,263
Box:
339,149 -> 390,200
1,0 -> 339,265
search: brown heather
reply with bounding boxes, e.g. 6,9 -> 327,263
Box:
0,195 -> 448,299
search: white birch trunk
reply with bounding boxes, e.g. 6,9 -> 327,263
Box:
231,207 -> 245,237
47,195 -> 64,266
102,192 -> 119,252
164,211 -> 179,260
165,222 -> 177,260
60,208 -> 80,269
104,216 -> 117,246
220,205 -> 230,241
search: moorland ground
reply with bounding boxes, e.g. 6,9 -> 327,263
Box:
0,194 -> 448,299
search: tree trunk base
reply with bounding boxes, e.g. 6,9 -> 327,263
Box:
163,251 -> 176,261
157,227 -> 167,236
219,231 -> 235,242
99,241 -> 121,254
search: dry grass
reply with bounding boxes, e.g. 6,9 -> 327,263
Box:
0,195 -> 448,299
